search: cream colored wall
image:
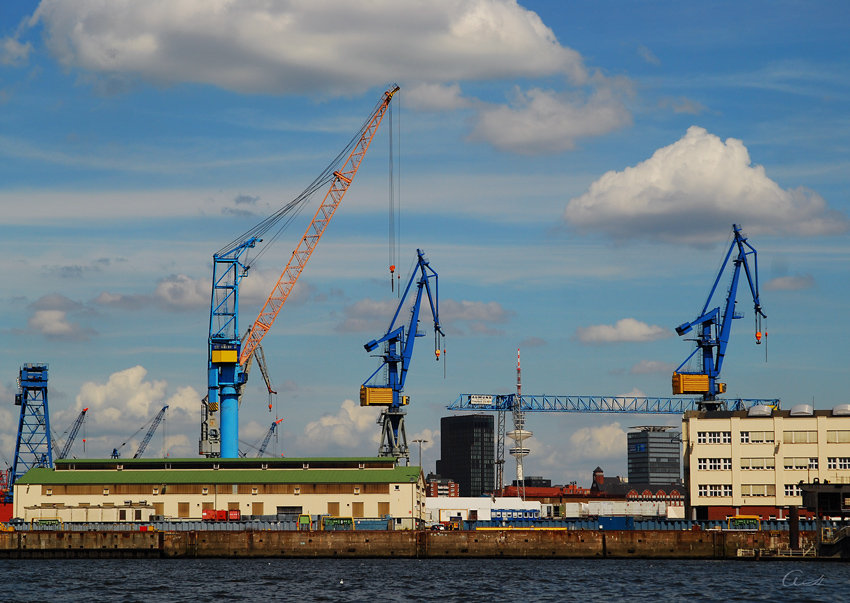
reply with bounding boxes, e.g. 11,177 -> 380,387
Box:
683,413 -> 850,512
14,476 -> 425,522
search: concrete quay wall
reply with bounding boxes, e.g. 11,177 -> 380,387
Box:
0,529 -> 814,559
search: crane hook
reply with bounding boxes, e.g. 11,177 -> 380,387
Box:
390,265 -> 395,292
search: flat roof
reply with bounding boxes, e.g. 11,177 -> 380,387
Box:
17,465 -> 421,486
53,457 -> 398,472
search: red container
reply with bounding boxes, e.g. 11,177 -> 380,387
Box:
215,510 -> 228,522
202,509 -> 216,521
228,509 -> 241,521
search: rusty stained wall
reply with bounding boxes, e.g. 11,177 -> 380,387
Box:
0,529 -> 816,559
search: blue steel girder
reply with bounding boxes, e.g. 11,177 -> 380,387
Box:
12,364 -> 53,488
448,394 -> 780,414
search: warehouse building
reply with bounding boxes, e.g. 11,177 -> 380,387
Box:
13,457 -> 424,527
683,404 -> 850,520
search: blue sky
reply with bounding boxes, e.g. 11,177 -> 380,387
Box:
1,1 -> 848,488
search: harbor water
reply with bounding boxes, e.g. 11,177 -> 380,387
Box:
1,558 -> 845,602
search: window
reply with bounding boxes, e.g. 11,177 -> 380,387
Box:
784,457 -> 816,470
785,484 -> 802,497
783,430 -> 817,444
740,458 -> 775,470
741,431 -> 775,444
252,502 -> 264,516
827,430 -> 850,443
119,509 -> 127,521
177,502 -> 190,518
741,484 -> 776,497
378,502 -> 390,516
352,502 -> 364,518
135,509 -> 142,521
698,431 -> 732,444
698,458 -> 731,470
828,457 -> 850,470
327,502 -> 340,516
698,484 -> 732,497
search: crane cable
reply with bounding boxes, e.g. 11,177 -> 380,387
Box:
216,93 -> 390,269
389,92 -> 402,294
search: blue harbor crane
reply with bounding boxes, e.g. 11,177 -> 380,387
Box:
10,364 -> 52,499
204,85 -> 399,459
672,223 -> 766,410
362,249 -> 444,461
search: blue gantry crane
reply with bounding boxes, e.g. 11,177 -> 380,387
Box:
672,223 -> 766,410
10,364 -> 52,500
362,249 -> 444,460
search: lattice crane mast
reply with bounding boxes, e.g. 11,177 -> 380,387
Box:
112,405 -> 169,459
55,407 -> 88,460
362,249 -> 444,461
672,223 -> 766,411
257,418 -> 283,457
206,85 -> 400,458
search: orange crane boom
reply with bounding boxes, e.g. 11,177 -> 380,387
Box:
239,84 -> 399,365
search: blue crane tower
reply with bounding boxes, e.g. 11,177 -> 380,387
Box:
362,249 -> 444,461
672,223 -> 766,410
11,364 -> 52,496
205,85 -> 399,459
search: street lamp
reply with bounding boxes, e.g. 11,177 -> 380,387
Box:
412,439 -> 428,469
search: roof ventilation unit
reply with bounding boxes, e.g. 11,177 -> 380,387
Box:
790,404 -> 814,416
832,404 -> 850,416
747,405 -> 772,417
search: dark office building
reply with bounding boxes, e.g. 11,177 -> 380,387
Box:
628,426 -> 682,485
436,415 -> 495,497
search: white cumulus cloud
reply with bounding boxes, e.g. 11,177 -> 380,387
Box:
563,126 -> 849,244
407,83 -> 473,111
576,318 -> 672,344
30,0 -> 585,95
568,422 -> 627,461
470,85 -> 632,154
74,366 -> 201,457
297,400 -> 380,455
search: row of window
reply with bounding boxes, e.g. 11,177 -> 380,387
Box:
697,457 -> 850,470
698,430 -> 850,445
698,484 -> 801,497
697,456 -> 850,471
698,458 -> 732,471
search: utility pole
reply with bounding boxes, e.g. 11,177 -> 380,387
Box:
412,438 -> 428,469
